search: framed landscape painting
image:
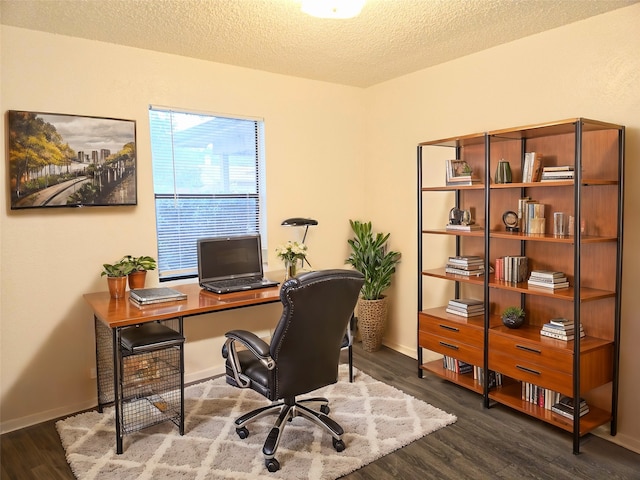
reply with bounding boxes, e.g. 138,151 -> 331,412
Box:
7,110 -> 137,209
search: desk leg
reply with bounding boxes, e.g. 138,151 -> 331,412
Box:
179,316 -> 185,436
113,326 -> 123,455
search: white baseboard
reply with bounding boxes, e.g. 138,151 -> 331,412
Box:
0,399 -> 96,435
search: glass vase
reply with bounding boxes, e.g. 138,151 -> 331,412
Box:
285,260 -> 297,280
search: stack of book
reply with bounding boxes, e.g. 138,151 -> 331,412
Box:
445,298 -> 485,318
540,318 -> 585,341
445,159 -> 480,186
129,287 -> 187,306
445,255 -> 485,276
445,222 -> 482,232
551,396 -> 589,419
541,166 -> 574,182
527,270 -> 569,290
522,152 -> 543,183
442,355 -> 473,374
495,255 -> 528,283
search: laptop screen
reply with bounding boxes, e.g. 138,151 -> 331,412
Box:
197,234 -> 264,282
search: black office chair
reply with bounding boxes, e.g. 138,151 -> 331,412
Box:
222,269 -> 364,472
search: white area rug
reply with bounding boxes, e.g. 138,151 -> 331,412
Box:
57,366 -> 456,479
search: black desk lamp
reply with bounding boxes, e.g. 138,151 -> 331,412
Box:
281,217 -> 318,243
281,217 -> 318,267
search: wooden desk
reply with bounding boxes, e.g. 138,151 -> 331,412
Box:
84,283 -> 281,328
84,283 -> 281,453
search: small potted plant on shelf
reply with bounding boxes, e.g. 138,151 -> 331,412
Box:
501,306 -> 525,329
345,220 -> 401,352
101,259 -> 135,299
121,255 -> 157,289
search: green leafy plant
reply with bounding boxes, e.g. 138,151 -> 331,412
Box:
100,259 -> 135,277
121,255 -> 157,272
502,306 -> 525,319
345,220 -> 401,300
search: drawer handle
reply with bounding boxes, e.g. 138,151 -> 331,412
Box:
516,344 -> 541,354
439,341 -> 459,351
516,365 -> 540,376
439,324 -> 459,332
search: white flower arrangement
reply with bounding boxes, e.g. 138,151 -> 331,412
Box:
275,241 -> 307,265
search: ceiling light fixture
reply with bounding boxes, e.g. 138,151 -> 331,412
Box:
301,0 -> 366,19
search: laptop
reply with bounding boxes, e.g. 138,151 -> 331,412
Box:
197,234 -> 279,294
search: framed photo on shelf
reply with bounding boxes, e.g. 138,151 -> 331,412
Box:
446,159 -> 473,181
7,110 -> 137,210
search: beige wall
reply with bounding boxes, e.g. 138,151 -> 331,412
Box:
1,3 -> 639,454
0,27 -> 366,431
364,4 -> 640,453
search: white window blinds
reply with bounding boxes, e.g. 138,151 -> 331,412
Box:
149,107 -> 265,280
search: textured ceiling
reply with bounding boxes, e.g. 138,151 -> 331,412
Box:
1,0 -> 637,87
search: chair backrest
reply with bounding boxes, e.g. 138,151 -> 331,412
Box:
269,269 -> 364,399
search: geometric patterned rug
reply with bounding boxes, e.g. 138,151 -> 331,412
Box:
56,365 -> 456,479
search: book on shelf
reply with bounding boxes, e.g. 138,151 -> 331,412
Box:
445,223 -> 483,231
445,267 -> 485,276
522,382 -> 561,410
495,255 -> 528,283
129,287 -> 187,305
446,177 -> 481,186
474,368 -> 502,388
527,275 -> 568,284
445,262 -> 484,271
447,298 -> 484,309
529,270 -> 566,279
447,255 -> 484,265
528,279 -> 569,289
523,152 -> 544,182
442,355 -> 474,374
542,322 -> 576,331
540,329 -> 585,341
543,165 -> 574,172
541,324 -> 583,335
445,307 -> 484,317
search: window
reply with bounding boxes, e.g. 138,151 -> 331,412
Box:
149,107 -> 266,280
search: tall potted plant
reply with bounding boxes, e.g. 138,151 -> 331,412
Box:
121,255 -> 157,289
346,220 -> 401,352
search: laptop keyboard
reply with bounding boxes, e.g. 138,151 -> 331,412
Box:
208,277 -> 259,288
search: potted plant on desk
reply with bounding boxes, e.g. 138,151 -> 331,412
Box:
345,220 -> 401,352
121,255 -> 157,289
101,260 -> 135,299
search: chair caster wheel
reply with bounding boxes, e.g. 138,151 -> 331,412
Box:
236,427 -> 249,439
320,404 -> 330,414
333,438 -> 345,452
265,458 -> 280,472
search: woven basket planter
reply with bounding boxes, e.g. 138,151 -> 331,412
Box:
357,296 -> 388,352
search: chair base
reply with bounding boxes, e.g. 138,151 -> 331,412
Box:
234,396 -> 345,472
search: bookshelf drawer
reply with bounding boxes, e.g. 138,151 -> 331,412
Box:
419,315 -> 484,347
489,332 -> 572,375
489,350 -> 571,395
419,332 -> 484,366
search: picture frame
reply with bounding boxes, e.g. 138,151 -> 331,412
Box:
7,110 -> 137,209
446,159 -> 473,180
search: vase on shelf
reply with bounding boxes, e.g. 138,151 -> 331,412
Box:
495,160 -> 512,184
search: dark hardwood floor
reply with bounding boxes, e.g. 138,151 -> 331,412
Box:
2,343 -> 639,479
